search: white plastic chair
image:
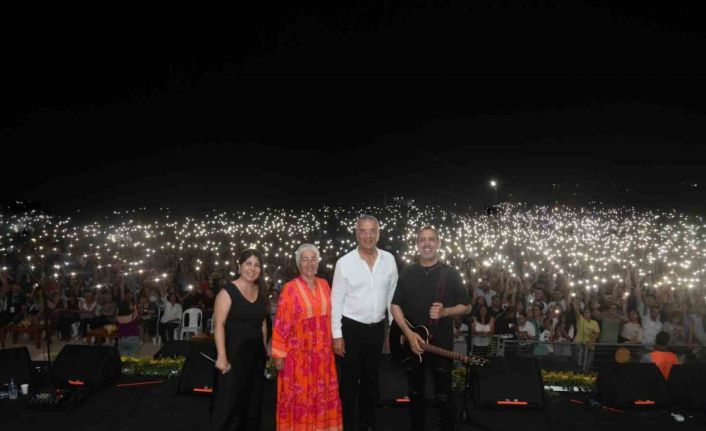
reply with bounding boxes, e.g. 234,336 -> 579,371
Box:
179,308 -> 202,340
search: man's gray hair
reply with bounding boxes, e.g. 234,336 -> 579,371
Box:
295,243 -> 320,266
356,214 -> 380,228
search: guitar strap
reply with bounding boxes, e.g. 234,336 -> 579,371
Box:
427,264 -> 448,341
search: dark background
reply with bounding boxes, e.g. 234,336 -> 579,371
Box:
2,1 -> 706,217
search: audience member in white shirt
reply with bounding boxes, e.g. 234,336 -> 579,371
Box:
159,293 -> 183,343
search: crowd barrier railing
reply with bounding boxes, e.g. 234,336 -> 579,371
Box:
458,336 -> 704,372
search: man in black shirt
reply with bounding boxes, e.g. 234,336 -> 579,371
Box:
391,226 -> 471,431
488,294 -> 503,318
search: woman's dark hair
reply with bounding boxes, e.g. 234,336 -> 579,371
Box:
554,321 -> 566,336
237,249 -> 267,299
117,300 -> 133,316
475,304 -> 491,325
628,308 -> 642,326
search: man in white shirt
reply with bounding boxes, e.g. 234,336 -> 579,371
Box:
332,215 -> 398,431
635,286 -> 663,347
641,305 -> 663,346
159,293 -> 183,343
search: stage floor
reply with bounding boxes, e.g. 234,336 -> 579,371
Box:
2,376 -> 705,431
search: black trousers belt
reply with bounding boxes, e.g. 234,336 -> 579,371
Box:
342,316 -> 385,327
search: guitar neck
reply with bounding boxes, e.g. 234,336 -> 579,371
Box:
420,341 -> 467,362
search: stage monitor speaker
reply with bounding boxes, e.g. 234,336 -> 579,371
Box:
666,364 -> 706,409
154,340 -> 196,359
0,346 -> 32,385
178,342 -> 217,395
50,345 -> 121,391
472,356 -> 544,409
597,363 -> 667,409
378,354 -> 438,404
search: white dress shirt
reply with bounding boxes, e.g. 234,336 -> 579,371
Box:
161,301 -> 183,323
641,313 -> 663,345
331,248 -> 398,339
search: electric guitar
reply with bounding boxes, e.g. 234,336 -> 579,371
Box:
389,319 -> 488,366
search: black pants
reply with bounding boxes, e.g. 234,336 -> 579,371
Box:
159,321 -> 180,342
406,357 -> 455,431
0,311 -> 12,327
80,316 -> 110,337
58,314 -> 80,340
337,316 -> 385,431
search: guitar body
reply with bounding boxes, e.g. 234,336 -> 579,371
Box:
389,320 -> 429,363
389,319 -> 489,366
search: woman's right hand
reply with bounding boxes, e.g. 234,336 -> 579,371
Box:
215,356 -> 231,374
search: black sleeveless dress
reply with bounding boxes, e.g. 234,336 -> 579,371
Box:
211,282 -> 267,431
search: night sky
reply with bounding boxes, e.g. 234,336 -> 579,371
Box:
2,2 -> 706,216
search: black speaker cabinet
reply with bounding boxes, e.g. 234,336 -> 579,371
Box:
378,354 -> 442,404
178,342 -> 217,394
0,346 -> 32,385
472,356 -> 544,409
50,345 -> 121,391
598,363 -> 668,409
666,364 -> 706,409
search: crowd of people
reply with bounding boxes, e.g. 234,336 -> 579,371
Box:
2,203 -> 706,430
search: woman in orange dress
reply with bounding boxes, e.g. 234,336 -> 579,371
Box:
271,244 -> 343,431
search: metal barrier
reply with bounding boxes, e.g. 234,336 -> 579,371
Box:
587,342 -> 697,372
493,339 -> 585,370
469,337 -> 704,372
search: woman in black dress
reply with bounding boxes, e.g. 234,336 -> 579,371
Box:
211,249 -> 268,431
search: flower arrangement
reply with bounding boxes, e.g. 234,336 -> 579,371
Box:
104,324 -> 117,334
541,370 -> 596,392
121,356 -> 185,377
265,358 -> 279,381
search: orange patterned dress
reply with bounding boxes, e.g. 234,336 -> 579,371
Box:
271,276 -> 343,431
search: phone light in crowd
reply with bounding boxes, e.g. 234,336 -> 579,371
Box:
162,273 -> 167,279
188,284 -> 193,290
